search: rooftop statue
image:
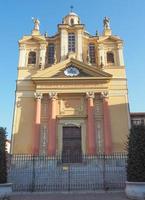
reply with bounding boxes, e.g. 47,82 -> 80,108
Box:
103,17 -> 110,29
32,17 -> 40,31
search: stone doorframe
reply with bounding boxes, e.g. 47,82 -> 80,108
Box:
57,119 -> 86,155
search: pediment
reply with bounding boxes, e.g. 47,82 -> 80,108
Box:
98,35 -> 122,43
32,58 -> 112,81
19,35 -> 46,44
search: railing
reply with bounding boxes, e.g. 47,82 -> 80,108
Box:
8,153 -> 127,192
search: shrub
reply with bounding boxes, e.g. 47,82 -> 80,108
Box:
0,127 -> 7,183
127,125 -> 145,182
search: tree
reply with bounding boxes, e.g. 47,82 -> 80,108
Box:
0,127 -> 7,183
127,125 -> 145,182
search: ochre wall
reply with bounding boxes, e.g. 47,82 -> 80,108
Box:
12,91 -> 129,154
109,95 -> 129,152
12,13 -> 129,154
12,97 -> 35,154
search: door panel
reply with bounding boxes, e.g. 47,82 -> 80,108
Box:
62,126 -> 82,163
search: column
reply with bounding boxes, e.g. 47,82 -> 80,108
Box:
48,92 -> 57,156
60,29 -> 68,61
33,92 -> 42,155
117,43 -> 124,66
39,44 -> 46,69
18,44 -> 26,68
98,44 -> 105,67
101,92 -> 112,154
76,30 -> 83,61
86,92 -> 96,155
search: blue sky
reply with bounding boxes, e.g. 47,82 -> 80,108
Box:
0,0 -> 145,138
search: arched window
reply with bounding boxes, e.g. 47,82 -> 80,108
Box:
107,52 -> 114,64
68,33 -> 75,52
89,43 -> 96,64
48,43 -> 55,64
28,51 -> 36,64
70,18 -> 74,26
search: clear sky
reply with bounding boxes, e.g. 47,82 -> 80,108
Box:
0,0 -> 145,138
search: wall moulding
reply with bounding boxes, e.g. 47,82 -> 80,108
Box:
36,83 -> 108,90
59,97 -> 85,116
57,118 -> 86,154
57,115 -> 87,119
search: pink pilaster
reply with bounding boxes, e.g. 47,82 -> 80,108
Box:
33,93 -> 42,155
86,92 -> 96,155
48,92 -> 57,156
102,92 -> 112,154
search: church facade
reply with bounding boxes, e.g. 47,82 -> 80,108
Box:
11,12 -> 130,157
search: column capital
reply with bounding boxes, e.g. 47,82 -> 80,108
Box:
19,44 -> 26,50
116,42 -> 123,49
86,92 -> 95,99
40,44 -> 47,50
101,91 -> 109,98
34,92 -> 43,100
49,92 -> 57,100
97,44 -> 104,50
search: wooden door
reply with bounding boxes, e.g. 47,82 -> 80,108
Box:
62,126 -> 82,163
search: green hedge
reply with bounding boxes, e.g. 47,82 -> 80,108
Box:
0,127 -> 7,183
127,125 -> 145,182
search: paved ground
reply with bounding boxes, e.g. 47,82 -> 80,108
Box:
10,191 -> 128,200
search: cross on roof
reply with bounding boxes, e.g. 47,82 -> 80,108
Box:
70,5 -> 74,12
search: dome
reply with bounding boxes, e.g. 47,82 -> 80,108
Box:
62,12 -> 81,26
68,12 -> 78,16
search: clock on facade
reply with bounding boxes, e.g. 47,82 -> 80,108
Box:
64,66 -> 80,77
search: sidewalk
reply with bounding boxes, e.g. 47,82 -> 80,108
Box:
11,191 -> 128,200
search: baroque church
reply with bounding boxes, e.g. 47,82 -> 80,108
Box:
11,11 -> 130,159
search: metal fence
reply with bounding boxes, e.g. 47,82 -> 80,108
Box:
8,153 -> 127,192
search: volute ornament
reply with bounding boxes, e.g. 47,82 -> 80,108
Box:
34,92 -> 43,99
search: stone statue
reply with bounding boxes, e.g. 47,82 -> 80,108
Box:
32,17 -> 40,31
96,30 -> 99,36
103,17 -> 110,29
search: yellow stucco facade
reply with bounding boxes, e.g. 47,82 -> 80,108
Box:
11,12 -> 130,155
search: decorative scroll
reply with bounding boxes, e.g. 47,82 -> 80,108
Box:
86,92 -> 95,99
49,92 -> 57,100
101,91 -> 109,98
40,125 -> 48,155
34,92 -> 43,100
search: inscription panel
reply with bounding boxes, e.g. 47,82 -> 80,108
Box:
59,97 -> 85,116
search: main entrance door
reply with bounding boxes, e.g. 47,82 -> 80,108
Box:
62,126 -> 82,163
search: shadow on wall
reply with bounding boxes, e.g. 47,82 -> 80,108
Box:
12,97 -> 130,154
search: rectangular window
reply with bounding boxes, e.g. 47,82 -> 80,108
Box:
68,33 -> 75,52
131,119 -> 144,126
89,43 -> 96,64
48,43 -> 55,64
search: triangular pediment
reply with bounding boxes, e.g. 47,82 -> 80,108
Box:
32,58 -> 112,81
98,35 -> 122,43
19,35 -> 46,44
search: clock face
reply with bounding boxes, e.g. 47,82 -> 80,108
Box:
64,66 -> 80,77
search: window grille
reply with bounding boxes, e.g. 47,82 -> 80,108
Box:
107,52 -> 114,64
89,43 -> 96,64
28,51 -> 36,64
68,33 -> 75,52
48,43 -> 55,64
